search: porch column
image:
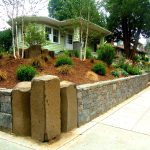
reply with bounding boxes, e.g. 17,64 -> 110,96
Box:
73,26 -> 81,50
100,36 -> 105,46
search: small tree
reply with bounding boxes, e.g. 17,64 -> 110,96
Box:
0,29 -> 12,51
25,23 -> 46,46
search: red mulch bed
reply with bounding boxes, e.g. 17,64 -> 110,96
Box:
0,56 -> 117,89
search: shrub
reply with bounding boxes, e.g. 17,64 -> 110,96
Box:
0,70 -> 7,81
16,65 -> 37,81
120,63 -> 130,72
111,70 -> 120,78
133,55 -> 141,62
57,65 -> 72,75
29,57 -> 45,68
97,44 -> 115,65
55,55 -> 73,67
86,48 -> 92,59
92,63 -> 106,75
64,50 -> 71,57
121,70 -> 129,77
73,50 -> 80,58
127,65 -> 142,75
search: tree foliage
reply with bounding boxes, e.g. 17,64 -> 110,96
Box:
25,23 -> 46,46
48,0 -> 106,26
104,0 -> 150,58
0,29 -> 12,51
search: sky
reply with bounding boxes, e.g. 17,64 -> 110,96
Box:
0,0 -> 147,44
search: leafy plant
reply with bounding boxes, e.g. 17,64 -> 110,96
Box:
97,44 -> 115,65
127,65 -> 142,75
92,63 -> 106,75
55,55 -> 73,67
121,70 -> 129,77
86,48 -> 92,59
133,55 -> 141,62
73,50 -> 80,58
25,23 -> 46,46
16,65 -> 37,81
0,70 -> 7,81
57,65 -> 72,75
111,70 -> 120,78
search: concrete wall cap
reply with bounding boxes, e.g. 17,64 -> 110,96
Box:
13,82 -> 31,92
32,75 -> 59,82
60,81 -> 76,88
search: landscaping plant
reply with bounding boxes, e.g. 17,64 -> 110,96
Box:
97,44 -> 115,66
16,65 -> 37,81
92,63 -> 106,75
127,65 -> 142,75
0,70 -> 7,81
29,57 -> 45,68
57,65 -> 73,75
55,55 -> 73,67
111,70 -> 120,78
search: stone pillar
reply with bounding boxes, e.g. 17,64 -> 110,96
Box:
12,82 -> 31,136
30,75 -> 60,142
73,26 -> 81,50
60,81 -> 77,132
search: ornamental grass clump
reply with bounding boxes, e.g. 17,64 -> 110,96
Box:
16,65 -> 37,81
92,63 -> 106,75
55,55 -> 73,67
0,70 -> 7,81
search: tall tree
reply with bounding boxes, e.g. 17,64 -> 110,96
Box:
104,0 -> 150,58
48,0 -> 105,26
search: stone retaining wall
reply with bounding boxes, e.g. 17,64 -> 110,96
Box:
77,74 -> 150,126
0,89 -> 12,130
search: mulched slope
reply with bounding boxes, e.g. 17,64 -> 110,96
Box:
0,57 -> 115,89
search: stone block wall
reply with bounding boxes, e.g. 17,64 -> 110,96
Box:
0,89 -> 12,130
77,74 -> 150,126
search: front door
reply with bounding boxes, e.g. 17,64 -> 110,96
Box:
65,34 -> 73,50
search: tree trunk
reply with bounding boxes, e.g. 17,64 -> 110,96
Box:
12,18 -> 16,59
122,17 -> 130,58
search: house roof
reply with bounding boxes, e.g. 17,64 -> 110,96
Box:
10,16 -> 112,36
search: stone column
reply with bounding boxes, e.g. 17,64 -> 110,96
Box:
12,82 -> 31,136
30,75 -> 60,142
73,26 -> 81,50
60,81 -> 77,132
100,36 -> 104,46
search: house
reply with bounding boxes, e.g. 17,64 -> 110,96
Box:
112,40 -> 147,57
13,16 -> 112,53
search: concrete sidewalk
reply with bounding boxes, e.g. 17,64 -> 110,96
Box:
0,86 -> 150,150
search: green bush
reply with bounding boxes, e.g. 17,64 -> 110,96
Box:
16,65 -> 37,81
92,63 -> 106,75
133,55 -> 141,62
111,70 -> 120,78
120,63 -> 130,71
127,66 -> 142,75
121,69 -> 129,77
73,50 -> 80,58
86,48 -> 92,59
97,44 -> 115,65
55,55 -> 73,67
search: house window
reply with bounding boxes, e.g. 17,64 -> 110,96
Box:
53,29 -> 59,43
45,27 -> 52,41
67,34 -> 73,44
